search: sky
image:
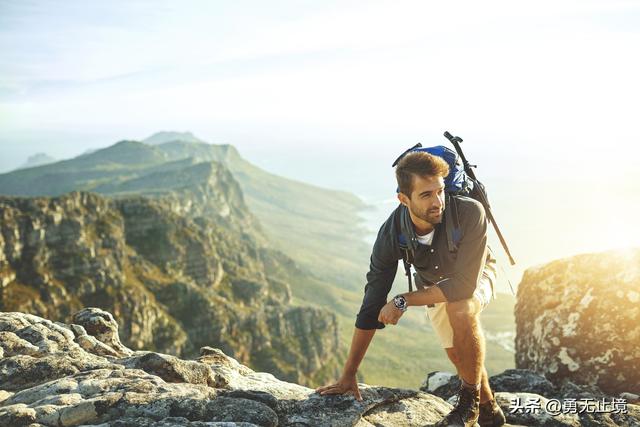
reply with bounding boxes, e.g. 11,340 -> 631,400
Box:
1,0 -> 639,289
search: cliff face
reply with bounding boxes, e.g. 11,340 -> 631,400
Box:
515,249 -> 640,396
0,187 -> 339,386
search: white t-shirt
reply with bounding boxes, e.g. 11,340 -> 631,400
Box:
416,229 -> 435,246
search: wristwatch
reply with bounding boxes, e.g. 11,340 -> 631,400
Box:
393,295 -> 408,312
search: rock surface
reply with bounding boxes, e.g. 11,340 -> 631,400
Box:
515,249 -> 640,396
2,310 -> 640,426
1,310 -> 461,427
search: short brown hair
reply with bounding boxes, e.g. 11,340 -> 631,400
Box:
395,151 -> 450,196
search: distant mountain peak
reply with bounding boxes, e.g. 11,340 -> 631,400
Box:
81,140 -> 168,165
17,152 -> 56,170
143,131 -> 205,145
113,139 -> 145,147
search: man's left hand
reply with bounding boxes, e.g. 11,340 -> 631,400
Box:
378,301 -> 404,325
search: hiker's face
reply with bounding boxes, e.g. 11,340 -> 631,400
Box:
399,175 -> 445,226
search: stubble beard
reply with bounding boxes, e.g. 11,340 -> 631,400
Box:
426,210 -> 443,225
411,206 -> 444,226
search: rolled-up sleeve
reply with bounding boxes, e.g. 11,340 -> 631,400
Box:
437,201 -> 488,302
355,222 -> 399,330
481,246 -> 498,298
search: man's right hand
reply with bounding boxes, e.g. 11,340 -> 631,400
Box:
317,327 -> 374,402
314,374 -> 363,401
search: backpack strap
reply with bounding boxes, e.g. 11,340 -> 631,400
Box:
445,194 -> 462,252
398,233 -> 415,292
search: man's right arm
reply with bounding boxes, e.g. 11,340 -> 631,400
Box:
342,327 -> 376,376
355,220 -> 400,330
316,325 -> 376,400
316,218 -> 399,400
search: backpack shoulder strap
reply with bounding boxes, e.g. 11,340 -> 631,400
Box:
396,218 -> 415,293
399,234 -> 415,292
445,194 -> 462,252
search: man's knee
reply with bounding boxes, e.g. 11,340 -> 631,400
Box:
446,298 -> 479,329
445,347 -> 461,366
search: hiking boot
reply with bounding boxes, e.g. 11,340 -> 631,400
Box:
436,386 -> 480,427
478,399 -> 506,427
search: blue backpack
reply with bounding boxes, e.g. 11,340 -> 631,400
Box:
393,144 -> 475,196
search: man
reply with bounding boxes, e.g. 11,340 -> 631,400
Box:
315,151 -> 506,427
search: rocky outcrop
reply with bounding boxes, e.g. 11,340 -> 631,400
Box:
515,249 -> 640,396
3,310 -> 639,426
104,160 -> 265,242
0,191 -> 339,386
0,310 -> 458,427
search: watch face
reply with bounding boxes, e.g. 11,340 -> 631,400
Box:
394,295 -> 406,309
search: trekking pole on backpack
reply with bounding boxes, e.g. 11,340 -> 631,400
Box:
443,131 -> 516,266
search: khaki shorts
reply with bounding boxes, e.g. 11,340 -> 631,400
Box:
424,274 -> 493,349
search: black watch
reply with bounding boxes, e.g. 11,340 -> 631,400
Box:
393,295 -> 408,312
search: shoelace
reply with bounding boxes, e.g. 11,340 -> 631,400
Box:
451,387 -> 476,419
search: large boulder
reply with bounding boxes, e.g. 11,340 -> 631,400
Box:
515,249 -> 640,396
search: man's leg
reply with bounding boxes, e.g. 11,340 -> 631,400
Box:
445,347 -> 494,404
446,298 -> 484,388
436,277 -> 505,426
425,301 -> 491,401
428,298 -> 484,426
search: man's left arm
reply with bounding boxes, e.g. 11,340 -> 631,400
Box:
381,273 -> 449,317
380,201 -> 489,317
435,201 -> 488,302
